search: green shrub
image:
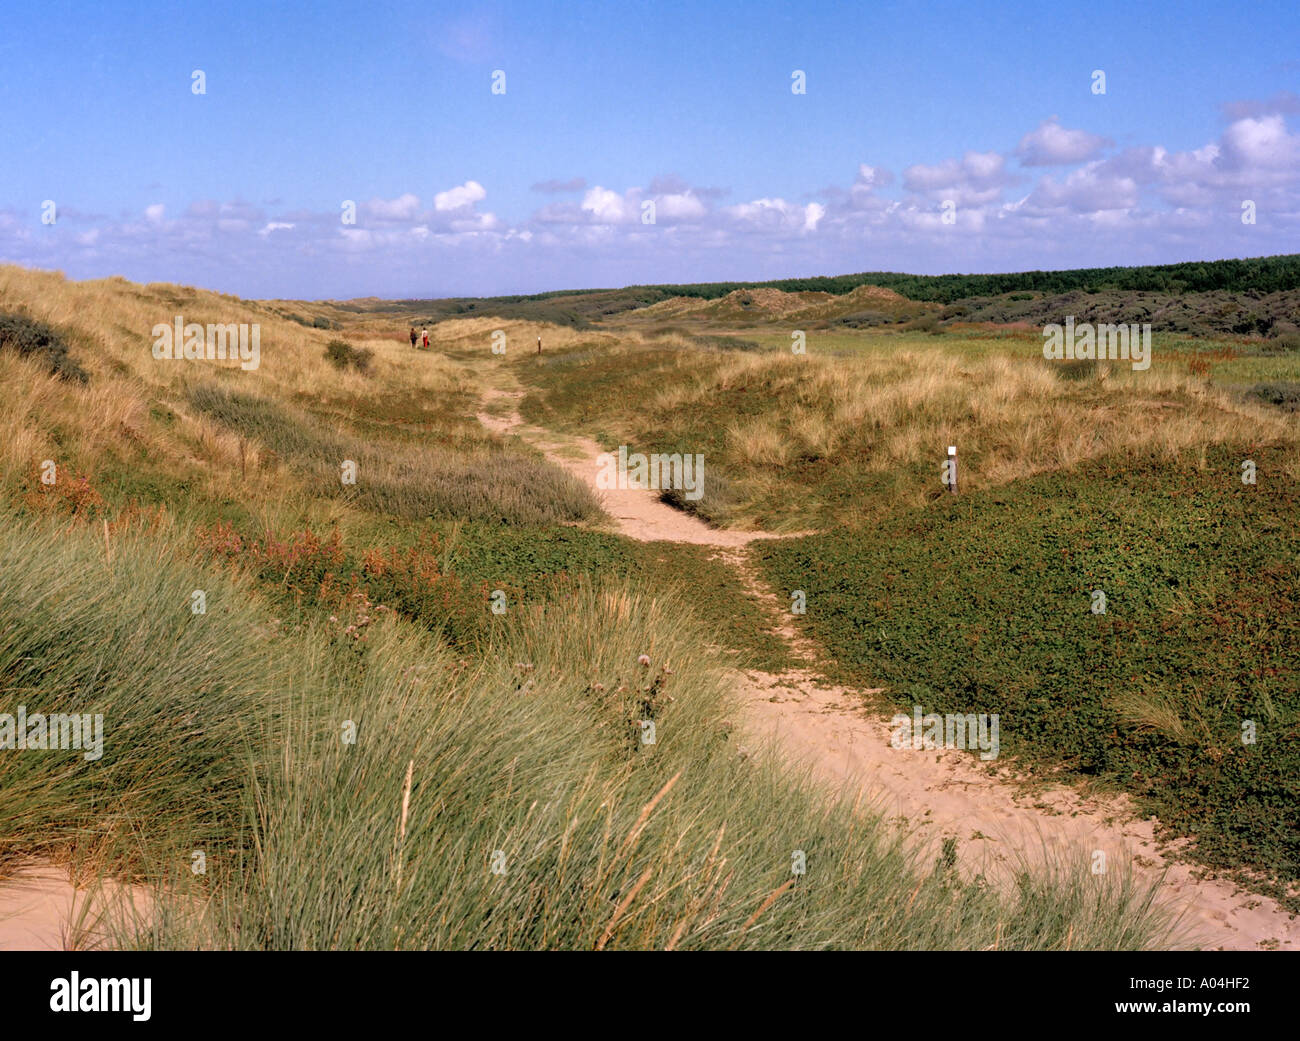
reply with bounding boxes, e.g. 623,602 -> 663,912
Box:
1262,333 -> 1300,354
1247,381 -> 1300,411
325,338 -> 373,374
1052,358 -> 1103,382
0,312 -> 89,383
833,310 -> 892,329
901,313 -> 940,333
690,334 -> 763,353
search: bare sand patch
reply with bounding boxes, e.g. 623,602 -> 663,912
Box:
0,861 -> 152,951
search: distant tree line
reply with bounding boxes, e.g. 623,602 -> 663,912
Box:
621,254 -> 1300,303
344,253 -> 1300,321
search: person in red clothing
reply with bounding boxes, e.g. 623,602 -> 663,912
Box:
421,328 -> 430,350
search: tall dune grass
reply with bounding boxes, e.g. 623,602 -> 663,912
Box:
189,384 -> 601,525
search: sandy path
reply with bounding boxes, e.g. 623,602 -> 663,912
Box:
477,377 -> 1299,950
478,387 -> 784,548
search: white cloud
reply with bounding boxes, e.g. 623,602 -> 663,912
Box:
725,197 -> 823,234
1016,116 -> 1111,166
1026,162 -> 1138,214
902,151 -> 1017,205
450,211 -> 499,232
581,186 -> 633,223
657,191 -> 707,219
434,181 -> 487,212
1220,115 -> 1300,170
855,164 -> 892,189
365,193 -> 422,221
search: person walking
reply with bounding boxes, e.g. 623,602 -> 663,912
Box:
421,328 -> 430,350
409,326 -> 417,349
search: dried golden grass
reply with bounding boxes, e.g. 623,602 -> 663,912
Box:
643,345 -> 1294,505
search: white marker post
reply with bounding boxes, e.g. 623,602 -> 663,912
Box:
947,445 -> 957,495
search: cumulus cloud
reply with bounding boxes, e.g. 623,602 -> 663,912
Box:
725,197 -> 824,233
854,164 -> 893,190
902,151 -> 1018,205
581,186 -> 633,224
1024,162 -> 1139,214
434,181 -> 487,211
1220,114 -> 1300,170
566,181 -> 712,226
364,193 -> 422,222
1016,116 -> 1112,166
656,191 -> 707,219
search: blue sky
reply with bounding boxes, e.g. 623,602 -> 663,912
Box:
1,0 -> 1298,298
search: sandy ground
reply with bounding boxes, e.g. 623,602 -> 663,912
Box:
0,862 -> 152,951
477,377 -> 1299,951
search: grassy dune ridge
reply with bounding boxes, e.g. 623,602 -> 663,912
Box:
518,334 -> 1297,530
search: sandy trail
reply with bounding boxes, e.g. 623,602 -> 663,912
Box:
477,377 -> 1299,951
478,387 -> 785,548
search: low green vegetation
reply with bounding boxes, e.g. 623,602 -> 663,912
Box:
754,442 -> 1300,910
190,518 -> 791,671
1247,381 -> 1300,412
364,253 -> 1300,327
324,338 -> 374,374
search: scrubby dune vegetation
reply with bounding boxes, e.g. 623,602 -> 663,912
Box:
1,258 -> 1294,948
